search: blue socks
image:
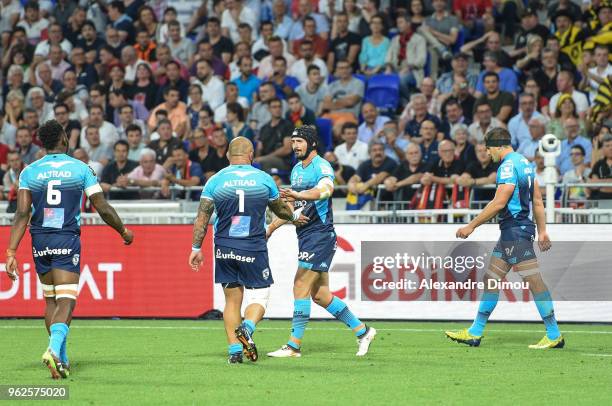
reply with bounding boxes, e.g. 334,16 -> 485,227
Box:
468,292 -> 499,337
228,343 -> 242,355
325,296 -> 366,337
60,336 -> 68,364
287,298 -> 311,350
49,323 -> 69,358
534,291 -> 561,340
242,319 -> 256,335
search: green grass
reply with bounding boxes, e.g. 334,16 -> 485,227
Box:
2,319 -> 612,405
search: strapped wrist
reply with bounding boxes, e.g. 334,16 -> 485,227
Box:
6,249 -> 16,257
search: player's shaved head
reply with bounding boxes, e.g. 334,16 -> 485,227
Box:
228,136 -> 254,164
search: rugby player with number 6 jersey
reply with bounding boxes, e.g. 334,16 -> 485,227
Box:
446,128 -> 563,349
189,137 -> 308,364
266,126 -> 377,358
4,120 -> 134,379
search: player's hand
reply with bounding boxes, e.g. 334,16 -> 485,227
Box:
280,188 -> 300,201
121,228 -> 134,245
456,225 -> 474,239
5,255 -> 18,281
538,231 -> 552,252
292,213 -> 310,227
189,250 -> 203,271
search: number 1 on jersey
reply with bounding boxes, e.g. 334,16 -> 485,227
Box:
236,189 -> 245,213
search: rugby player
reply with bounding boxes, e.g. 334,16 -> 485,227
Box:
189,137 -> 308,364
267,126 -> 377,358
5,120 -> 134,379
446,128 -> 563,349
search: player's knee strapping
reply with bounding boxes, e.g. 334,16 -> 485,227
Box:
485,262 -> 509,281
42,284 -> 55,298
54,284 -> 78,300
244,286 -> 270,312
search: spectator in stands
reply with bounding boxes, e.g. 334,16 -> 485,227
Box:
81,105 -> 119,150
533,47 -> 561,100
128,64 -> 155,111
509,93 -> 544,149
477,71 -> 514,123
237,23 -> 254,49
469,101 -> 504,143
156,61 -> 190,104
374,121 -> 410,164
148,87 -> 188,138
26,87 -> 52,125
127,147 -> 166,191
221,0 -> 257,44
252,21 -> 275,61
148,118 -> 183,165
385,13 -> 427,104
258,36 -> 295,79
192,59 -> 225,111
53,103 -> 81,150
3,150 -> 23,212
152,44 -> 190,87
323,151 -> 355,197
320,59 -> 364,127
334,122 -> 368,171
233,56 -> 261,104
296,65 -> 327,114
292,16 -> 328,59
419,0 -> 456,67
418,119 -> 440,165
256,97 -> 294,172
461,30 -> 512,68
457,142 -> 497,201
17,1 -> 49,45
327,11 -> 361,73
514,34 -> 545,81
512,8 -> 549,59
517,116 -> 547,161
34,22 -> 72,59
403,94 -> 441,140
557,117 -> 592,175
44,45 -> 71,83
451,124 -> 476,165
286,93 -> 315,127
192,40 -> 228,79
421,140 -> 465,187
440,75 -> 476,126
562,145 -> 592,201
225,102 -> 254,141
120,46 -> 144,86
0,111 -> 16,147
358,102 -> 390,144
249,82 -> 287,130
60,70 -> 88,106
271,0 -> 293,40
72,148 -> 103,180
211,126 -> 230,168
384,143 -> 429,202
475,52 -> 519,97
440,99 -> 468,138
126,124 -> 146,162
215,82 -> 249,124
160,147 -> 203,199
553,9 -> 585,68
581,45 -> 612,103
100,140 -> 139,199
290,0 -> 330,41
83,125 -> 113,167
589,134 -> 612,200
358,14 -> 390,76
110,89 -> 149,127
290,40 -> 328,84
134,29 -> 157,63
189,128 -> 225,180
549,70 -> 589,119
269,56 -> 300,98
108,0 -> 134,44
348,141 -> 397,206
117,104 -> 147,140
592,125 -> 610,164
4,89 -> 25,128
186,85 -> 206,132
199,17 -> 234,65
436,53 -> 478,97
15,126 -> 39,165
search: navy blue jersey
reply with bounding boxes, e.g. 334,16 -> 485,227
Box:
201,164 -> 279,251
496,152 -> 535,230
290,155 -> 335,239
19,153 -> 102,235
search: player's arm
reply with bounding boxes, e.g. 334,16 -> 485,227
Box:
189,198 -> 215,271
532,179 -> 551,251
456,184 -> 515,238
281,177 -> 334,201
89,192 -> 133,244
5,189 -> 32,281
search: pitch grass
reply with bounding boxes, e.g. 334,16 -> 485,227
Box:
2,319 -> 612,405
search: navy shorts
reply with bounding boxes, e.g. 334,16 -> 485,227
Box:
492,226 -> 536,265
31,233 -> 81,275
214,246 -> 273,288
297,231 -> 337,272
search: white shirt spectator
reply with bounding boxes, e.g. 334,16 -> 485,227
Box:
0,0 -> 21,35
358,116 -> 390,144
588,64 -> 612,102
289,58 -> 328,85
258,53 -> 295,79
192,75 -> 225,111
80,121 -> 120,150
468,118 -> 504,143
125,59 -> 147,84
334,140 -> 369,170
17,17 -> 49,44
214,97 -> 249,123
221,6 -> 258,43
549,90 -> 590,116
34,39 -> 73,58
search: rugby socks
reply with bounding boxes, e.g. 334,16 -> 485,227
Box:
534,291 -> 561,340
60,336 -> 68,364
287,298 -> 311,350
243,319 -> 256,335
468,292 -> 499,337
325,296 -> 367,337
228,343 -> 243,355
49,323 -> 69,357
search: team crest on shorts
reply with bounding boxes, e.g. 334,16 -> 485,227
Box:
72,254 -> 80,266
262,268 -> 270,280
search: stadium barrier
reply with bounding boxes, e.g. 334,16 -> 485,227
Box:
2,223 -> 611,322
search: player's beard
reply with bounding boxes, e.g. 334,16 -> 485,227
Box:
294,149 -> 306,159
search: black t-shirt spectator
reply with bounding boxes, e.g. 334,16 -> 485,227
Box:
208,36 -> 235,60
332,163 -> 356,197
590,158 -> 612,199
132,82 -> 158,111
465,160 -> 498,201
404,113 -> 442,138
259,118 -> 294,155
149,138 -> 184,164
76,37 -> 105,57
456,143 -> 477,166
477,92 -> 514,118
473,48 -> 513,68
390,161 -> 431,201
432,159 -> 465,178
189,147 -> 230,176
330,31 -> 361,71
357,157 -> 397,183
101,159 -> 139,199
441,96 -> 476,126
515,24 -> 550,52
421,141 -> 439,165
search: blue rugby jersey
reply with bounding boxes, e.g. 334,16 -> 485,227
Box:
496,152 -> 535,230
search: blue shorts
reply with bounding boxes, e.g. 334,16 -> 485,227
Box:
297,231 -> 337,272
214,245 -> 273,288
31,233 -> 81,275
492,226 -> 536,265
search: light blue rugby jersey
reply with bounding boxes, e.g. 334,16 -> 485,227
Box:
18,153 -> 101,235
290,155 -> 335,239
496,152 -> 535,230
201,164 -> 279,251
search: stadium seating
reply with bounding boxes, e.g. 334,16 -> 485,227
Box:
315,117 -> 333,151
364,74 -> 400,111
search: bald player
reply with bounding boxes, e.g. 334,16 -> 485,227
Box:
189,137 -> 307,364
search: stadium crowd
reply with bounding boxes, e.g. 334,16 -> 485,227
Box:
0,0 -> 612,211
